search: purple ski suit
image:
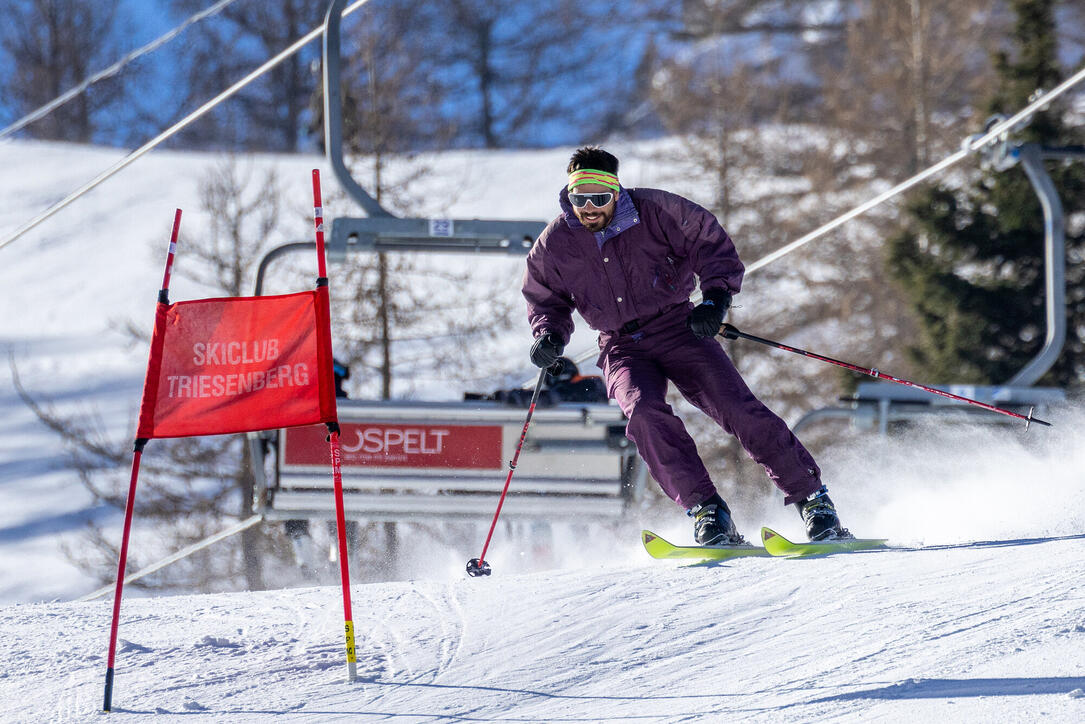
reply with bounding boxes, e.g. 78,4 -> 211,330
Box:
522,186 -> 821,509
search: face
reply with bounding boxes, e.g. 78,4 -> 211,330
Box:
569,182 -> 617,232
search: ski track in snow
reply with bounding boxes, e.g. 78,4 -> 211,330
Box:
1,533 -> 1084,720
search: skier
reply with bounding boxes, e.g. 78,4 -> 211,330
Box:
522,146 -> 849,544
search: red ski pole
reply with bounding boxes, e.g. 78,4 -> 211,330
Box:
719,323 -> 1051,429
466,366 -> 549,577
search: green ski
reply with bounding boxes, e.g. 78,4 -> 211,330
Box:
641,530 -> 769,561
760,527 -> 888,557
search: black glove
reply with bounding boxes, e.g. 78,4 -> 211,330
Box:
529,332 -> 564,368
687,289 -> 732,339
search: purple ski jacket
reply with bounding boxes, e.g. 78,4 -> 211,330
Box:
522,186 -> 745,344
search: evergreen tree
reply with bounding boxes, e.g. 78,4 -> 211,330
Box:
887,0 -> 1085,387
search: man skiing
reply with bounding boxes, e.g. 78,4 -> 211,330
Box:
522,146 -> 849,544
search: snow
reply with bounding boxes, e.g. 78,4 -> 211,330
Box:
2,138 -> 1084,721
4,536 -> 1085,721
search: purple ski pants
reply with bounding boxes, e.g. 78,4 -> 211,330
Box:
598,315 -> 821,510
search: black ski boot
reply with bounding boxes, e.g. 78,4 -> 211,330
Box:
688,493 -> 746,546
796,486 -> 852,541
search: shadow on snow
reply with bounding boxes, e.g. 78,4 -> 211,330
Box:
808,676 -> 1085,702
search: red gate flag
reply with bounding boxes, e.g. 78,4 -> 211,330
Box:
105,183 -> 355,715
136,286 -> 337,439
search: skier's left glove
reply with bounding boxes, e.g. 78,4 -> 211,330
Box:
687,289 -> 732,339
529,332 -> 564,368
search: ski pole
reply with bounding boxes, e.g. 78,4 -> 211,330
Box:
719,323 -> 1052,429
466,365 -> 550,577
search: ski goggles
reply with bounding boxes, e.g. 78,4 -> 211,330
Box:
568,191 -> 614,208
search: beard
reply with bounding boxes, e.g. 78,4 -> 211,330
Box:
578,208 -> 612,231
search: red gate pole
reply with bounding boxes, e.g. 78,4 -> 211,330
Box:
103,209 -> 182,712
328,432 -> 357,681
312,170 -> 357,681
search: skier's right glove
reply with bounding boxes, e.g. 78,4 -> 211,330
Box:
688,288 -> 732,339
529,332 -> 564,368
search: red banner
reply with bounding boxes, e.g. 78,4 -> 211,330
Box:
284,422 -> 503,469
136,289 -> 337,439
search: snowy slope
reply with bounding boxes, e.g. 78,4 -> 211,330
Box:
3,535 -> 1085,722
2,138 -> 1085,722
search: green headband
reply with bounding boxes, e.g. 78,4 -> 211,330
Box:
568,169 -> 619,191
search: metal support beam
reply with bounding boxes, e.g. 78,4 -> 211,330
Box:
328,216 -> 540,258
1005,143 -> 1076,386
321,0 -> 545,262
322,0 -> 392,219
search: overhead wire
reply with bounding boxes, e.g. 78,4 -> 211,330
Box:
0,0 -> 243,142
0,0 -> 374,255
746,62 -> 1085,275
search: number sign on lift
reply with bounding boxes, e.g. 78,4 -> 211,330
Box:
429,219 -> 454,237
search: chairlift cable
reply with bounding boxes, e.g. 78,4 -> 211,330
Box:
746,63 -> 1085,275
0,0 -> 243,142
0,0 -> 375,255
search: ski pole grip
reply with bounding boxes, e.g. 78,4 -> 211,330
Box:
719,323 -> 740,340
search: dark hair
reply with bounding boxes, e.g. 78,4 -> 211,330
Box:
567,146 -> 619,174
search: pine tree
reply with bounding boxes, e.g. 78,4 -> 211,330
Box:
887,0 -> 1085,387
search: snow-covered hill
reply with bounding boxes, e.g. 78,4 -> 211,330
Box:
4,534 -> 1084,721
2,139 -> 1085,721
0,136 -> 785,604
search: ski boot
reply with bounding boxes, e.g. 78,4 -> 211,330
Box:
796,486 -> 852,541
688,492 -> 746,546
